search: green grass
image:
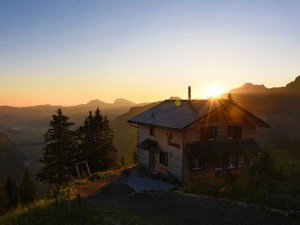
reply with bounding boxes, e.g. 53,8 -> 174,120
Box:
265,148 -> 300,175
275,158 -> 300,175
0,195 -> 147,225
183,180 -> 223,197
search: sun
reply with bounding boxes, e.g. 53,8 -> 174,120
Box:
201,84 -> 224,99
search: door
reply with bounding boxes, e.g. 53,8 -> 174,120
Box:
149,150 -> 156,170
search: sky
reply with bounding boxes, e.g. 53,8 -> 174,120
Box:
1,0 -> 300,106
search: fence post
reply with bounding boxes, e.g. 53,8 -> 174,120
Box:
67,188 -> 71,213
291,164 -> 296,192
77,194 -> 85,225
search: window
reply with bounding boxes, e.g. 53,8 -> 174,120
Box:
201,126 -> 217,141
227,126 -> 242,140
227,155 -> 236,169
192,158 -> 204,170
238,153 -> 246,167
215,158 -> 222,170
214,158 -> 222,176
208,126 -> 216,140
150,126 -> 155,136
159,151 -> 168,166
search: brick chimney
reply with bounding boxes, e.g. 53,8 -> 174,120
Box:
188,86 -> 191,101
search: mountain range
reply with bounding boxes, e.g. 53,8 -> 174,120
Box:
1,75 -> 300,183
229,75 -> 300,95
225,75 -> 300,122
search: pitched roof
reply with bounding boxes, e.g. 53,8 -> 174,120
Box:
128,99 -> 269,130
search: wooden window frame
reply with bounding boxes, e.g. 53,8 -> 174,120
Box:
192,158 -> 204,171
208,126 -> 216,141
227,155 -> 236,169
150,126 -> 155,136
159,151 -> 168,166
214,157 -> 222,171
227,125 -> 242,140
238,153 -> 246,167
201,126 -> 217,141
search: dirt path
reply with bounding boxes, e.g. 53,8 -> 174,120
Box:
85,182 -> 299,225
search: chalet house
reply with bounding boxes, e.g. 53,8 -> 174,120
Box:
128,88 -> 269,184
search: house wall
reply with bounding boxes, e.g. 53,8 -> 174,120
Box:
182,109 -> 257,184
137,125 -> 184,182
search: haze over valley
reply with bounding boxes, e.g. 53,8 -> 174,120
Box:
1,75 -> 300,183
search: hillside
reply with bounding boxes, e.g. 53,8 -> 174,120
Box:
0,98 -> 141,131
0,172 -> 295,225
112,102 -> 161,160
0,99 -> 148,178
230,75 -> 300,95
0,133 -> 25,184
226,75 -> 300,139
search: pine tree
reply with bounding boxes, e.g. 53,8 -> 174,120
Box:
36,109 -> 78,186
77,108 -> 117,172
0,186 -> 8,215
19,169 -> 36,204
4,177 -> 19,209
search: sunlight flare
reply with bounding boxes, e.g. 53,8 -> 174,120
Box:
201,84 -> 224,99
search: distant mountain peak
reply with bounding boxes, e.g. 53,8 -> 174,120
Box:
86,99 -> 106,105
231,82 -> 268,94
285,75 -> 300,90
113,98 -> 135,106
227,75 -> 300,95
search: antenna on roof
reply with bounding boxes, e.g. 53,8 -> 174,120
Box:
188,86 -> 191,101
151,113 -> 155,119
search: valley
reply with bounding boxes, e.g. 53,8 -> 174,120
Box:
1,76 -> 300,183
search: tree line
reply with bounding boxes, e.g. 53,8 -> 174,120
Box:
36,108 -> 117,186
0,169 -> 36,215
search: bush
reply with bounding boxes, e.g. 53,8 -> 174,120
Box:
73,179 -> 91,186
183,180 -> 222,197
89,172 -> 107,181
0,187 -> 8,215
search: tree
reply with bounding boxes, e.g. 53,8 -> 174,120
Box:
19,169 -> 36,204
0,186 -> 8,215
37,109 -> 78,186
4,176 -> 19,209
234,150 -> 276,201
77,108 -> 117,172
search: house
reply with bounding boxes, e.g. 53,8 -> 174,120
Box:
128,88 -> 269,184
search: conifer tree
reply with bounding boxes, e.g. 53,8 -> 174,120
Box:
77,108 -> 117,172
19,169 -> 36,204
0,186 -> 8,215
4,177 -> 19,209
37,109 -> 78,186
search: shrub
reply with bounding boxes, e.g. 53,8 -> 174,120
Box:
89,172 -> 107,181
183,180 -> 222,197
0,187 -> 8,215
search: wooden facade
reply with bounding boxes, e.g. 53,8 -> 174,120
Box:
137,125 -> 183,180
181,110 -> 255,184
129,99 -> 269,185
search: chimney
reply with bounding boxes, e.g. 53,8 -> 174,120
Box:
188,86 -> 191,101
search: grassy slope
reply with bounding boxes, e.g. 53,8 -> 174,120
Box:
0,169 -> 147,225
